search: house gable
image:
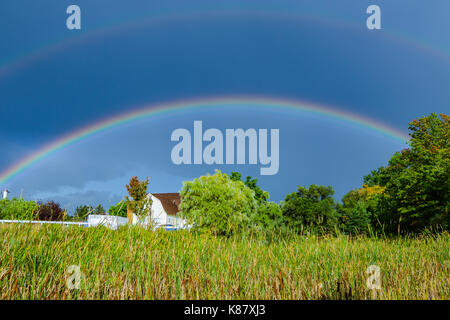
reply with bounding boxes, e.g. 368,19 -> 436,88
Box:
150,193 -> 181,216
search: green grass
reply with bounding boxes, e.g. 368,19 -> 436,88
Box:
0,223 -> 448,299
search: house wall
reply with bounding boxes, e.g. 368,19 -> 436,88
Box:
131,194 -> 188,228
150,195 -> 167,225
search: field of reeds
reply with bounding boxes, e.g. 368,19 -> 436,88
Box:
0,223 -> 448,300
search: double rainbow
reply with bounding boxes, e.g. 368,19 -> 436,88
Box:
0,96 -> 409,185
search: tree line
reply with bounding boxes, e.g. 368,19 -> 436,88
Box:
179,113 -> 449,236
1,113 -> 447,235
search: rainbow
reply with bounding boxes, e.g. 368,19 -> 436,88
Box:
1,10 -> 449,80
0,96 -> 409,185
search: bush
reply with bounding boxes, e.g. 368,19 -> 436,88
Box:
108,201 -> 128,217
179,170 -> 258,236
282,185 -> 338,234
37,201 -> 65,221
0,198 -> 38,220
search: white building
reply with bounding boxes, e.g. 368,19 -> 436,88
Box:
2,189 -> 9,200
132,193 -> 187,229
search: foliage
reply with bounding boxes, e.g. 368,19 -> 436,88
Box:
230,172 -> 269,204
338,201 -> 372,235
179,170 -> 258,235
0,198 -> 38,220
339,185 -> 385,234
364,113 -> 449,233
94,204 -> 106,215
37,201 -> 66,221
282,185 -> 337,234
251,201 -> 285,233
0,223 -> 448,299
108,201 -> 128,217
125,176 -> 152,219
74,205 -> 93,220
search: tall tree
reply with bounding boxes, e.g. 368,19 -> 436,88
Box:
125,176 -> 152,220
94,204 -> 106,215
230,172 -> 269,204
74,205 -> 93,220
180,170 -> 257,235
282,185 -> 337,234
364,113 -> 449,233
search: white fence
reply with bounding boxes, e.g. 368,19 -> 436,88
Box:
0,214 -> 187,230
0,215 -> 126,230
87,214 -> 128,230
0,219 -> 88,227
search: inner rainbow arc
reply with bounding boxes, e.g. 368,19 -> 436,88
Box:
0,96 -> 410,185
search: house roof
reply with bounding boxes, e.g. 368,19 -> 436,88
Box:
151,193 -> 181,216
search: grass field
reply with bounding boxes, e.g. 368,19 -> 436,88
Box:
0,224 -> 448,300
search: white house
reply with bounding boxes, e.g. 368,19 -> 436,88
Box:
132,193 -> 187,229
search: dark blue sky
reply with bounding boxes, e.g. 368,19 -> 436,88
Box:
0,1 -> 449,213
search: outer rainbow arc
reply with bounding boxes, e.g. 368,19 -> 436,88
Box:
1,10 -> 450,80
0,96 -> 409,185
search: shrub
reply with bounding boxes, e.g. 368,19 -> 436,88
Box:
0,198 -> 38,220
37,201 -> 65,221
179,170 -> 258,236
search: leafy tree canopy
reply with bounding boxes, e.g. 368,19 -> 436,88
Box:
38,201 -> 66,221
125,176 -> 152,218
282,185 -> 337,234
108,201 -> 128,217
0,198 -> 38,220
364,113 -> 449,233
179,170 -> 257,235
94,204 -> 106,215
230,172 -> 269,204
74,205 -> 93,220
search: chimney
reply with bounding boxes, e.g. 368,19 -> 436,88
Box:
2,189 -> 10,200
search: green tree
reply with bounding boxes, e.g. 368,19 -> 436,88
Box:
125,176 -> 152,219
94,204 -> 106,215
364,113 -> 449,233
179,170 -> 257,235
338,200 -> 372,235
108,201 -> 128,217
251,201 -> 284,233
230,172 -> 269,205
338,185 -> 385,234
74,205 -> 93,220
282,185 -> 337,234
